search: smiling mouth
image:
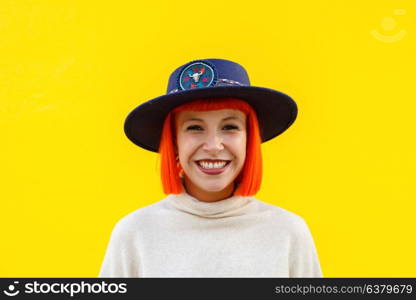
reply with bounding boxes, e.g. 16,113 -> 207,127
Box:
195,160 -> 231,169
194,160 -> 231,175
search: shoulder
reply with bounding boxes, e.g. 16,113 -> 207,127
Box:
253,198 -> 312,236
109,198 -> 168,238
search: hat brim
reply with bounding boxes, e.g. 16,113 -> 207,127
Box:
124,85 -> 298,152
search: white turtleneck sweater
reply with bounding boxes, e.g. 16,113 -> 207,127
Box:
98,193 -> 323,277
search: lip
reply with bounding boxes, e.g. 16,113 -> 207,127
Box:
194,160 -> 231,175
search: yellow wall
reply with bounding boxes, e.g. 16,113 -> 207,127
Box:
1,0 -> 415,277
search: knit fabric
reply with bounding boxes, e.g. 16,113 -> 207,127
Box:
98,193 -> 323,277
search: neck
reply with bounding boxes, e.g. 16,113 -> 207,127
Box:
182,177 -> 235,203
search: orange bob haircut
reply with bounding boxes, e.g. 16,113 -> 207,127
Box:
158,97 -> 262,196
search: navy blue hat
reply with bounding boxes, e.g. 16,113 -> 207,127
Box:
124,58 -> 298,152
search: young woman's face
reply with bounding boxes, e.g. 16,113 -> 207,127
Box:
175,109 -> 247,201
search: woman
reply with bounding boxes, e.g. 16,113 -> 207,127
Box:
98,59 -> 323,277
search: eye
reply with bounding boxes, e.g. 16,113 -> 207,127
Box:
186,125 -> 203,131
223,124 -> 239,130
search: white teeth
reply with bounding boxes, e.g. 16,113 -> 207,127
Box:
199,161 -> 227,169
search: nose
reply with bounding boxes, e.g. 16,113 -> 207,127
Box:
202,131 -> 224,154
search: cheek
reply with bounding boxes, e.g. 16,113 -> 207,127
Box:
226,135 -> 247,162
177,135 -> 199,161
238,140 -> 247,163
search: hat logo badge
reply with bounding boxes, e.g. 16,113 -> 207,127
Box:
179,62 -> 216,91
189,68 -> 204,83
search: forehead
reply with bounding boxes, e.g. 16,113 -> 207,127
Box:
175,109 -> 246,123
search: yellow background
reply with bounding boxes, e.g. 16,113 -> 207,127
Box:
1,0 -> 415,277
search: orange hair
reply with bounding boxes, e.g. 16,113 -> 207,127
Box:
159,97 -> 262,196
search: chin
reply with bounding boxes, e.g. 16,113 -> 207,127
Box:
197,181 -> 232,193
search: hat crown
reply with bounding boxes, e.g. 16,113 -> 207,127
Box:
166,58 -> 251,94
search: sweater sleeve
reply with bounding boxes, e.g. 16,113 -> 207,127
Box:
98,220 -> 140,278
288,217 -> 323,278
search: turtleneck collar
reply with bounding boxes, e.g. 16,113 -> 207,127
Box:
165,192 -> 257,218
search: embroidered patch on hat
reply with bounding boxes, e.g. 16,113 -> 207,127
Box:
178,61 -> 216,91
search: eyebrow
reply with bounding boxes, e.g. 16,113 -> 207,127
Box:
183,116 -> 243,123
